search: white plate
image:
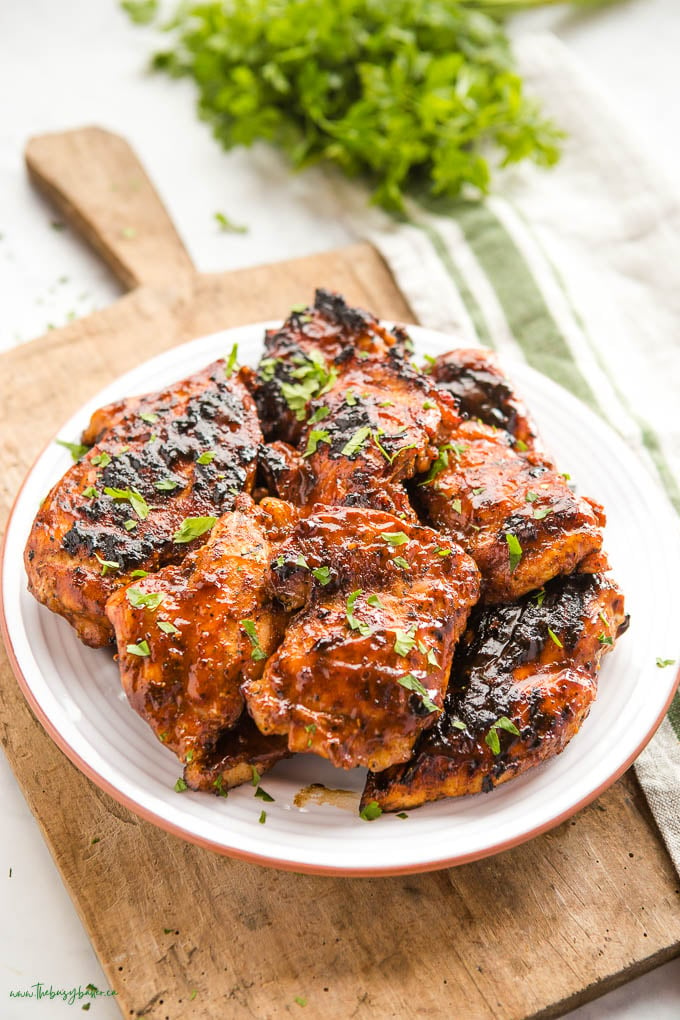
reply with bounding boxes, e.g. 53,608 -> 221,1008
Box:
2,323 -> 679,875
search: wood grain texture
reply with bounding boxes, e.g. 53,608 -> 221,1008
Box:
0,127 -> 678,1020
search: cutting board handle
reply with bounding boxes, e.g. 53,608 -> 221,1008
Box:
25,126 -> 195,290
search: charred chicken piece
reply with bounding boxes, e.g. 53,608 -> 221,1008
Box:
430,347 -> 549,460
416,420 -> 605,603
258,351 -> 461,517
251,288 -> 414,445
243,506 -> 481,772
183,714 -> 290,794
362,572 -> 628,811
25,361 -> 261,647
106,496 -> 296,766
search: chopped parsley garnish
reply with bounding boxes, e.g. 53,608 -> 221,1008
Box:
420,442 -> 466,486
426,648 -> 439,667
397,673 -> 438,713
597,632 -> 614,646
451,719 -> 467,731
259,810 -> 267,824
380,531 -> 409,547
472,487 -> 485,496
344,390 -> 357,406
533,587 -> 546,607
127,639 -> 151,657
140,411 -> 159,424
173,516 -> 217,543
308,405 -> 330,425
224,342 -> 239,376
526,491 -> 539,503
451,498 -> 462,514
346,589 -> 371,637
294,996 -> 307,1007
378,400 -> 395,407
215,212 -> 248,234
312,565 -> 331,585
240,619 -> 267,661
174,777 -> 188,793
158,621 -> 180,635
547,627 -> 563,648
485,716 -> 520,754
304,723 -> 316,748
296,554 -> 310,568
435,547 -> 451,557
251,765 -> 261,787
155,478 -> 179,491
254,786 -> 274,802
360,801 -> 382,821
394,627 -> 417,657
124,519 -> 137,531
83,486 -> 98,499
280,349 -> 337,421
56,439 -> 90,461
515,439 -> 529,452
533,507 -> 552,520
197,450 -> 216,464
259,357 -> 277,381
275,554 -> 285,567
341,426 -> 371,458
94,553 -> 120,577
396,812 -> 408,819
371,429 -> 416,466
656,657 -> 676,668
91,452 -> 112,468
130,569 -> 149,578
126,587 -> 164,610
103,486 -> 149,520
303,429 -> 331,458
367,593 -> 383,607
422,399 -> 436,410
213,775 -> 228,797
393,556 -> 409,570
505,533 -> 522,574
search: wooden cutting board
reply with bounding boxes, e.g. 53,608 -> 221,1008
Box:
1,126 -> 679,1020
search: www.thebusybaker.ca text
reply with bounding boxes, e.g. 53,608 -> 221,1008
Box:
8,983 -> 117,1006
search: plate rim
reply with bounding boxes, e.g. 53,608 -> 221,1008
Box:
2,319 -> 679,876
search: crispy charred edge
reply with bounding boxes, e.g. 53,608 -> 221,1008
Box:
430,348 -> 548,459
183,714 -> 290,793
252,290 -> 414,442
361,572 -> 628,811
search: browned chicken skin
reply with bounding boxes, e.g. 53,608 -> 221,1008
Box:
415,420 -> 605,603
105,496 -> 295,766
243,506 -> 480,771
25,361 -> 261,646
362,572 -> 628,811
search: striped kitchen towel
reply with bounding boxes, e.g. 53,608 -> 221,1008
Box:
352,33 -> 680,872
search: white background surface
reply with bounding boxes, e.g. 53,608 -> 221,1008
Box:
0,0 -> 679,1017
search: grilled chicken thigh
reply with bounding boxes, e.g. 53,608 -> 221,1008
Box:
106,496 -> 295,768
25,361 -> 261,646
362,572 -> 628,811
251,288 -> 413,444
244,506 -> 480,771
416,420 -> 605,603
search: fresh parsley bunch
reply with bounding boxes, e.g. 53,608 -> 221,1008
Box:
136,0 -> 565,210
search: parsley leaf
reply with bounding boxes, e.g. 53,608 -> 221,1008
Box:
174,777 -> 188,793
56,439 -> 89,461
158,620 -> 180,635
140,411 -> 159,424
656,657 -> 676,668
397,673 -> 439,713
240,619 -> 267,661
505,533 -> 522,573
312,565 -> 332,585
215,212 -> 248,234
346,589 -> 372,637
394,627 -> 417,657
303,429 -> 331,458
254,786 -> 274,802
173,516 -> 217,543
308,405 -> 330,425
127,639 -> 150,657
393,556 -> 409,570
547,627 -> 563,648
126,587 -> 164,611
341,426 -> 371,458
155,478 -> 179,491
103,486 -> 149,520
197,450 -> 216,464
360,801 -> 382,821
94,553 -> 120,577
380,531 -> 409,547
224,342 -> 239,376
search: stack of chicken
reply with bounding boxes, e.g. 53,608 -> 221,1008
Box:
25,290 -> 628,814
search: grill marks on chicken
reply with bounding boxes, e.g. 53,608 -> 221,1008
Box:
416,420 -> 605,603
362,572 -> 628,811
243,507 -> 480,771
106,496 -> 295,767
25,362 -> 261,646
